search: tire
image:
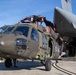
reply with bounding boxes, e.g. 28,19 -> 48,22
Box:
45,58 -> 51,71
5,58 -> 12,68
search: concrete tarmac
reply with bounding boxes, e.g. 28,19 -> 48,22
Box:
0,60 -> 76,75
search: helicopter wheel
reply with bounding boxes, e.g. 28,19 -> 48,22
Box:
5,58 -> 12,68
45,58 -> 51,71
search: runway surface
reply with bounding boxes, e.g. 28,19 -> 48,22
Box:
0,60 -> 76,75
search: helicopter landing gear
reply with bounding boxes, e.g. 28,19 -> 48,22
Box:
5,58 -> 12,68
5,58 -> 17,68
41,58 -> 51,71
45,58 -> 51,71
12,58 -> 17,67
41,60 -> 45,66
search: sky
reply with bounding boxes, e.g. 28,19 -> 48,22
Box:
0,0 -> 76,27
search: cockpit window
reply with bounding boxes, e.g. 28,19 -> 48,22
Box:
0,28 -> 3,33
0,26 -> 8,33
3,26 -> 14,34
31,28 -> 39,41
13,26 -> 29,37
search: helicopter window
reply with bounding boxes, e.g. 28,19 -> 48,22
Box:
31,28 -> 39,41
3,26 -> 14,34
0,26 -> 8,33
13,26 -> 29,37
42,35 -> 48,49
0,28 -> 3,33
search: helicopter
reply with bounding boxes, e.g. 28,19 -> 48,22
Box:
0,15 -> 62,71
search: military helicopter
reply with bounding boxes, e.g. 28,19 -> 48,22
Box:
0,15 -> 62,71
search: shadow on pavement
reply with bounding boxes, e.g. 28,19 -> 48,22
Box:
0,61 -> 45,71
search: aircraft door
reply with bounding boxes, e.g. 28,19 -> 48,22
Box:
49,38 -> 52,56
28,28 -> 39,58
